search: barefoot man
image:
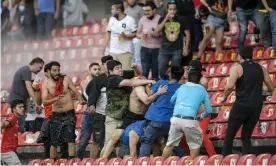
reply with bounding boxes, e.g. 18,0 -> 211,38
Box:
42,61 -> 85,159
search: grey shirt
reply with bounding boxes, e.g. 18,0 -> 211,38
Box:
125,5 -> 144,25
9,65 -> 32,103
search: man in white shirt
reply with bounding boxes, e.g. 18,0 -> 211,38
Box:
103,1 -> 137,70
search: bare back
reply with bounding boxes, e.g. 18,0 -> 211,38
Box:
46,76 -> 74,113
129,87 -> 148,115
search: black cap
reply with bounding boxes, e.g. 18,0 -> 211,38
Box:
189,60 -> 206,72
238,46 -> 253,60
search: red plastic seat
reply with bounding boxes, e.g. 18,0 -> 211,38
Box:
134,157 -> 150,165
54,39 -> 63,49
223,36 -> 232,48
66,158 -> 81,165
266,92 -> 276,103
72,27 -> 80,36
107,158 -> 122,165
218,77 -> 228,91
120,157 -> 136,165
93,158 -> 108,165
237,154 -> 256,165
149,156 -> 164,166
213,50 -> 225,63
40,159 -> 55,165
253,47 -> 265,60
221,154 -> 239,165
224,91 -> 236,106
1,104 -> 11,116
260,104 -> 276,121
31,41 -> 40,51
40,40 -> 53,50
258,60 -> 270,70
54,159 -> 68,165
263,47 -> 275,59
253,153 -> 272,165
177,156 -> 193,165
91,23 -> 101,34
70,75 -> 81,86
74,101 -> 86,114
268,59 -> 276,73
211,106 -> 231,123
210,92 -> 224,107
266,122 -> 276,138
79,158 -> 94,165
208,124 -> 227,139
269,154 -> 276,165
18,132 -> 40,146
163,156 -> 179,165
83,37 -> 94,47
79,25 -> 91,36
191,155 -> 209,165
207,77 -> 221,91
248,22 -> 255,34
251,122 -> 265,138
215,63 -> 231,76
201,51 -> 214,64
205,154 -> 224,165
28,159 -> 42,166
235,126 -> 242,138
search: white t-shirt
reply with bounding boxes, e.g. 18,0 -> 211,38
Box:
107,15 -> 137,54
25,98 -> 45,121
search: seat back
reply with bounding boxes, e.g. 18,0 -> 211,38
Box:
210,92 -> 224,107
253,47 -> 265,60
163,156 -> 180,166
263,47 -> 275,59
253,154 -> 272,165
224,49 -> 238,62
120,157 -> 136,166
106,158 -> 122,166
191,155 -> 209,165
201,51 -> 214,64
134,157 -> 150,165
213,50 -> 225,63
79,158 -> 94,166
149,156 -> 164,166
211,106 -> 231,123
207,78 -> 221,91
260,104 -> 276,121
215,63 -> 231,76
221,154 -> 239,166
208,124 -> 227,139
67,158 -> 81,165
218,77 -> 228,91
268,154 -> 276,165
205,154 -> 224,165
237,154 -> 256,165
177,156 -> 193,165
40,159 -> 55,165
28,159 -> 42,166
54,159 -> 68,166
93,158 -> 108,165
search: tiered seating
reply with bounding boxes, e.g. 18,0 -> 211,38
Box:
28,154 -> 276,166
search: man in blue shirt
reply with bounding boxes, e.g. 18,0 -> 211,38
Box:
139,66 -> 184,157
34,0 -> 60,39
162,65 -> 212,159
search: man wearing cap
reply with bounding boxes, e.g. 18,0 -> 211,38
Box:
221,46 -> 275,156
179,60 -> 216,157
162,64 -> 212,159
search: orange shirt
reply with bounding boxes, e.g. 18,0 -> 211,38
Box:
39,84 -> 52,118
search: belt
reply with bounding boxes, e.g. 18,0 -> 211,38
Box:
174,115 -> 199,120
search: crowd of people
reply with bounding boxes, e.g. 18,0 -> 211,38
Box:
1,0 -> 88,41
1,0 -> 276,165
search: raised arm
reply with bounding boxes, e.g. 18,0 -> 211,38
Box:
222,65 -> 240,102
135,85 -> 167,105
119,79 -> 155,87
155,15 -> 169,34
67,76 -> 84,103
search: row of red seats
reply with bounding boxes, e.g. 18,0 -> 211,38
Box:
207,74 -> 276,91
211,104 -> 276,123
28,154 -> 276,166
203,60 -> 276,78
201,47 -> 275,64
1,48 -> 103,66
209,91 -> 276,107
208,122 -> 276,139
2,36 -> 105,55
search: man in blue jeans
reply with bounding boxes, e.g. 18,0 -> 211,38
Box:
228,0 -> 259,49
262,0 -> 276,55
139,66 -> 185,157
34,0 -> 60,40
154,2 -> 190,78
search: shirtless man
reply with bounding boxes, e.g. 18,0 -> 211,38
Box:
42,61 -> 85,159
102,80 -> 168,158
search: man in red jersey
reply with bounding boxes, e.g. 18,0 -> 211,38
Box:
1,99 -> 25,165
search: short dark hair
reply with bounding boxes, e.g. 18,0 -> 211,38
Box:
29,57 -> 44,65
107,60 -> 122,74
101,55 -> 114,64
89,62 -> 100,69
113,1 -> 124,12
171,66 -> 184,81
167,1 -> 177,9
238,46 -> 253,60
10,99 -> 24,111
48,61 -> 61,70
188,71 -> 202,84
144,1 -> 157,9
44,63 -> 50,73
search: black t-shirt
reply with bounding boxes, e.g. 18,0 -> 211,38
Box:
1,7 -> 9,28
268,0 -> 276,10
176,0 -> 195,16
159,16 -> 190,50
236,0 -> 258,9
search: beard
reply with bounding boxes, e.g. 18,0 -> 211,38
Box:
51,74 -> 60,81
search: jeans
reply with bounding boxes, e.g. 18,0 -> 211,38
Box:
270,10 -> 276,52
76,112 -> 105,159
19,115 -> 26,133
37,12 -> 54,40
259,12 -> 272,48
140,47 -> 159,80
23,3 -> 37,40
139,121 -> 185,157
236,7 -> 258,49
132,38 -> 142,68
158,48 -> 182,78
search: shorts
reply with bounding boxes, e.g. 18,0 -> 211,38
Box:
50,110 -> 76,146
117,111 -> 145,130
91,112 -> 105,144
37,118 -> 50,143
1,151 -> 21,165
166,117 -> 203,150
207,14 -> 226,30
